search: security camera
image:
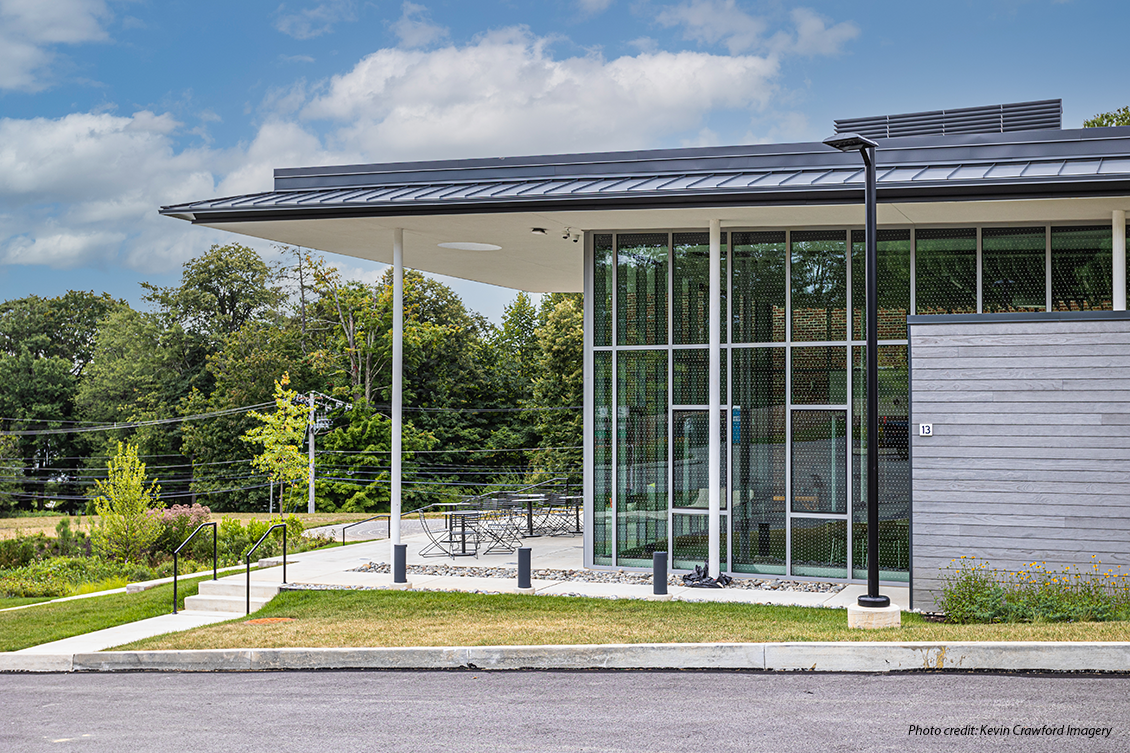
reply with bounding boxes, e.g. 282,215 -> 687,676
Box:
562,231 -> 571,240
572,234 -> 580,243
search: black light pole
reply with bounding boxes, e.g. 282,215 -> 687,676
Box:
822,132 -> 890,609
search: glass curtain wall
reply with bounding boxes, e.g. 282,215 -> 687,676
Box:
851,230 -> 912,581
588,223 -> 1122,582
1051,226 -> 1112,310
982,227 -> 1047,313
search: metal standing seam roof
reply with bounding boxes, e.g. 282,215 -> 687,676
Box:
161,127 -> 1130,222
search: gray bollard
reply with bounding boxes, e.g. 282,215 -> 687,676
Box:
393,543 -> 407,584
517,547 -> 532,592
653,551 -> 669,597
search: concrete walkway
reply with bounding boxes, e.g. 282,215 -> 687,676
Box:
5,528 -> 920,667
15,610 -> 234,655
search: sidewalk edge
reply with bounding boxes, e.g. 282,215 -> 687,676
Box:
3,642 -> 1130,674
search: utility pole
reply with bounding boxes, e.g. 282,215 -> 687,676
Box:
301,390 -> 351,516
308,391 -> 316,514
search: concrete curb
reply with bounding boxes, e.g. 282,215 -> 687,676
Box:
3,642 -> 1130,674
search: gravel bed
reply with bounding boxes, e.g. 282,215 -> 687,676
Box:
349,562 -> 845,594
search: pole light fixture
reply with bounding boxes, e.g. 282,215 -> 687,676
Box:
822,132 -> 890,609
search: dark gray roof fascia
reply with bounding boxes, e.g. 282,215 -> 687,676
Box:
271,126 -> 1130,191
158,126 -> 1130,222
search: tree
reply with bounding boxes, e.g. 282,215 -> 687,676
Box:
309,260 -> 384,405
0,345 -> 79,510
0,291 -> 118,377
0,435 -> 24,515
471,293 -> 542,468
495,292 -> 540,392
1084,107 -> 1130,128
0,292 -> 119,510
242,373 -> 310,513
316,408 -> 437,512
142,243 -> 284,344
180,315 -> 320,512
76,306 -> 179,461
528,295 -> 584,483
90,442 -> 163,563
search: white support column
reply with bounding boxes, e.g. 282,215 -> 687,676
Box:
307,393 -> 316,514
391,228 -> 404,551
708,219 -> 721,579
1115,210 -> 1126,311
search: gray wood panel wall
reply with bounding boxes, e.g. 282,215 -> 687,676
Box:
909,313 -> 1130,611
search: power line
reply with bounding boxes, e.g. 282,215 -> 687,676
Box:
0,402 -> 274,437
369,405 -> 581,413
9,457 -> 259,474
3,481 -> 274,502
320,445 -> 581,454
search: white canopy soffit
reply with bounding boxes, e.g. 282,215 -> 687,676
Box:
160,128 -> 1130,293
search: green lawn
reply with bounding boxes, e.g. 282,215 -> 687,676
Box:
0,596 -> 54,609
0,574 -> 210,652
115,589 -> 1130,652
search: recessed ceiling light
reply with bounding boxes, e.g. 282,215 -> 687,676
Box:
531,228 -> 547,235
437,242 -> 502,251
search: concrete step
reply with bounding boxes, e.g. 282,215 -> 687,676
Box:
183,594 -> 275,614
257,557 -> 297,567
196,580 -> 281,600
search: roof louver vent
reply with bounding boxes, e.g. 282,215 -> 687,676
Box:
834,99 -> 1062,140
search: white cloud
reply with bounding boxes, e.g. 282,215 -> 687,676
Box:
392,2 -> 449,48
0,111 -> 218,271
656,0 -> 767,54
0,17 -> 846,277
576,0 -> 614,14
301,27 -> 779,160
783,8 -> 859,56
0,107 -> 354,272
628,36 -> 658,53
744,109 -> 810,144
3,228 -> 127,268
275,0 -> 355,40
0,0 -> 111,91
655,2 -> 857,57
216,119 -> 349,197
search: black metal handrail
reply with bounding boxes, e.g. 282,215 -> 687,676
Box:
245,523 -> 287,615
172,521 -> 218,615
340,514 -> 390,546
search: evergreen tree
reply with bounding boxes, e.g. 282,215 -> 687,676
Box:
529,294 -> 583,483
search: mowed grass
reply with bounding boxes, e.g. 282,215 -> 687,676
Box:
115,589 -> 1130,652
0,596 -> 53,609
0,574 -> 211,652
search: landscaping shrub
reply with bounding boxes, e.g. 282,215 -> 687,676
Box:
938,555 -> 1130,623
216,517 -> 251,564
55,518 -> 77,556
937,556 -> 1009,624
151,503 -> 212,559
215,515 -> 308,566
0,557 -> 122,598
0,533 -> 50,569
0,570 -> 69,598
0,513 -> 325,599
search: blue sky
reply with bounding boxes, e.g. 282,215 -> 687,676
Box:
1,0 -> 1126,322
